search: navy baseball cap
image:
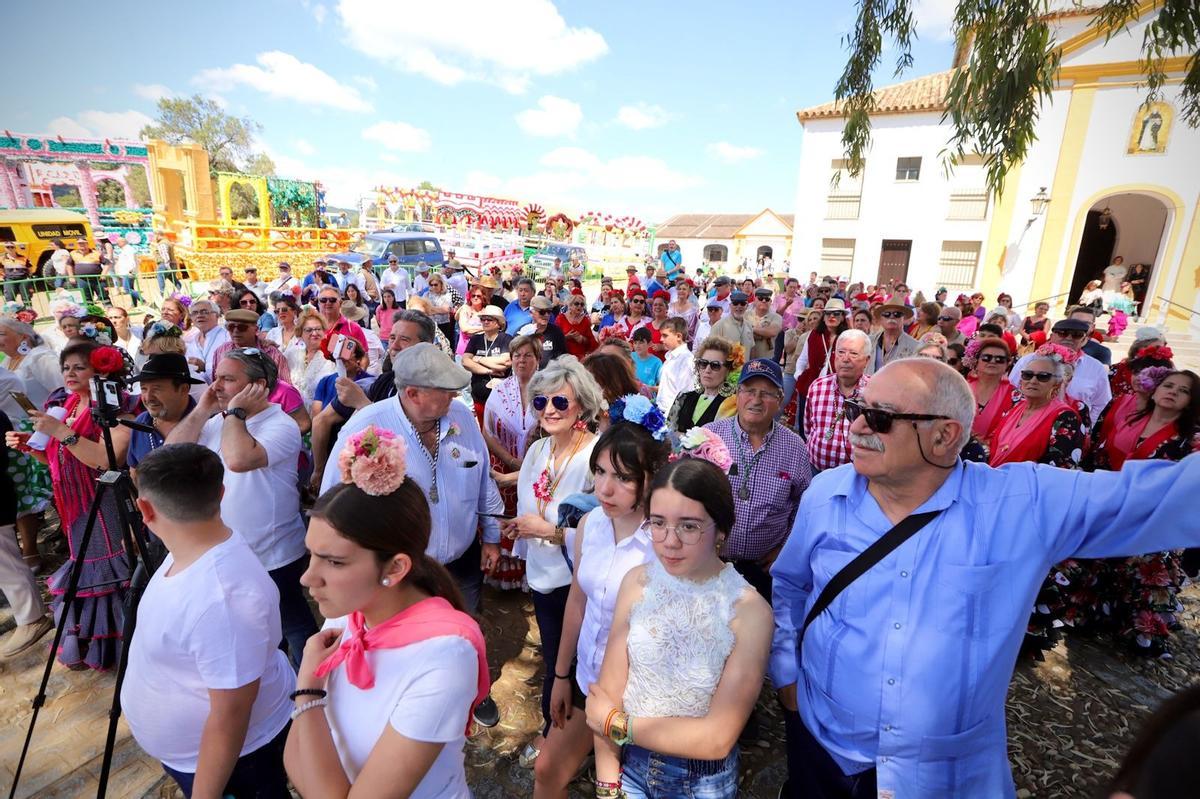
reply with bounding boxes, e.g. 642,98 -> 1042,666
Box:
738,358 -> 783,390
730,291 -> 750,303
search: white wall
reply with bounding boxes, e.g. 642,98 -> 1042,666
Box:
791,113 -> 992,291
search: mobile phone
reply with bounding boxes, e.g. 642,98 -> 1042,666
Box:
8,391 -> 37,413
330,334 -> 348,378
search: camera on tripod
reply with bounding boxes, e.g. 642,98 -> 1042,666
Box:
90,375 -> 124,428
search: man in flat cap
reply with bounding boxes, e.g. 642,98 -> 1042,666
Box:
320,342 -> 504,615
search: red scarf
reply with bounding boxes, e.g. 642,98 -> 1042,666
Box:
1098,393 -> 1144,470
988,398 -> 1076,467
314,597 -> 490,734
969,377 -> 1014,439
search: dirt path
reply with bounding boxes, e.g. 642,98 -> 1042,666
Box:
3,562 -> 1197,797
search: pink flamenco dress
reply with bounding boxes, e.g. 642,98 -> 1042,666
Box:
45,392 -> 135,670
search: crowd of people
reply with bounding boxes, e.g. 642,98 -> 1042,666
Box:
0,249 -> 1197,798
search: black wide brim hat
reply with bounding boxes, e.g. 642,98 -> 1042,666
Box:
128,352 -> 206,384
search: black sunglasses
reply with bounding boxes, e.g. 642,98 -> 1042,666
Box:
695,357 -> 731,371
938,315 -> 956,322
879,310 -> 905,319
979,353 -> 1008,364
1019,370 -> 1054,383
317,297 -> 341,304
731,300 -> 747,306
533,394 -> 570,412
843,399 -> 950,434
1055,329 -> 1087,339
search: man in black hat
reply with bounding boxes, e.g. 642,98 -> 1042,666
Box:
126,353 -> 204,473
1009,313 -> 1112,419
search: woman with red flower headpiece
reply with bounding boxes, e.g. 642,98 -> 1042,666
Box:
1063,369 -> 1200,656
3,341 -> 136,670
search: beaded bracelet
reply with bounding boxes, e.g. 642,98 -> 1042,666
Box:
290,697 -> 328,721
603,708 -> 620,739
289,688 -> 327,701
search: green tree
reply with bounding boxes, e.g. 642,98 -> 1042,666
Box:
244,152 -> 276,177
140,95 -> 262,175
417,180 -> 440,192
835,0 -> 1199,195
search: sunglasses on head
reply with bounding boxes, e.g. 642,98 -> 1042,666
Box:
979,353 -> 1008,364
695,357 -> 731,371
843,399 -> 950,434
1020,370 -> 1054,383
533,394 -> 570,412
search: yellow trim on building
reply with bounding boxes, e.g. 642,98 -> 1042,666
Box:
1057,0 -> 1158,58
1167,195 -> 1200,329
979,163 -> 1022,303
1057,55 -> 1190,84
1055,184 -> 1186,321
1030,87 -> 1095,304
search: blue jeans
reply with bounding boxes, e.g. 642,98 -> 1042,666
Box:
162,721 -> 291,798
156,264 -> 182,293
779,373 -> 797,423
120,274 -> 143,304
268,555 -> 318,671
620,745 -> 739,799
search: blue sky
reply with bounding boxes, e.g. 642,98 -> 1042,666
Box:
7,0 -> 957,222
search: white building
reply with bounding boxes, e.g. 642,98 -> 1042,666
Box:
790,4 -> 1200,334
654,210 -> 794,273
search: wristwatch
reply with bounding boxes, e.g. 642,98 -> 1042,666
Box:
227,407 -> 248,421
61,433 -> 80,447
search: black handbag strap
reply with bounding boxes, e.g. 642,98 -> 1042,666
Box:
800,510 -> 941,647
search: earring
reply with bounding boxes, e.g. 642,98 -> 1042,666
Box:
573,418 -> 588,431
381,578 -> 391,587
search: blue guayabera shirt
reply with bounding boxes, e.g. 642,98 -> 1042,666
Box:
770,455 -> 1199,798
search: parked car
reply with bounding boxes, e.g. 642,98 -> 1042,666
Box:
341,230 -> 445,272
527,243 -> 587,276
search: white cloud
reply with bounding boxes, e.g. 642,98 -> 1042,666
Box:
264,145 -> 411,208
133,83 -> 173,102
337,0 -> 607,92
194,51 -> 373,112
707,142 -> 764,164
311,3 -> 328,24
615,102 -> 671,130
293,138 -> 317,156
462,147 -> 702,219
353,75 -> 378,92
361,121 -> 432,152
46,110 -> 154,140
913,0 -> 957,41
515,96 -> 582,138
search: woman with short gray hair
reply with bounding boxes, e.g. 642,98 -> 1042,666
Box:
988,348 -> 1082,469
502,355 -> 602,759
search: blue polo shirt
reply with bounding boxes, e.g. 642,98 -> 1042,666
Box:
504,301 -> 534,335
126,397 -> 196,468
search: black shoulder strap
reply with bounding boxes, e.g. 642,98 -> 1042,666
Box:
799,510 -> 941,648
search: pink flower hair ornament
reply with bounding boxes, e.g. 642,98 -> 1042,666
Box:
669,427 -> 733,471
1034,342 -> 1081,365
337,425 -> 408,496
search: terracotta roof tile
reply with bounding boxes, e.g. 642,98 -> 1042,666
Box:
796,68 -> 956,122
655,212 -> 794,240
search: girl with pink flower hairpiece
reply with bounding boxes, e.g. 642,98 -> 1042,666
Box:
286,425 -> 490,798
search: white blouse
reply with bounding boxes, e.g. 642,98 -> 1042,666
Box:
515,434 -> 596,593
574,512 -> 654,694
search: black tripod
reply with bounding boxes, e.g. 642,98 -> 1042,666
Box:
8,410 -> 162,799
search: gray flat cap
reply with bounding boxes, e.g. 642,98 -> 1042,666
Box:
391,342 -> 470,390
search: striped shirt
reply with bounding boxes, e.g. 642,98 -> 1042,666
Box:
705,417 -> 812,560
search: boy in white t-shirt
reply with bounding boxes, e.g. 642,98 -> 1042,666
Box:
123,443 -> 295,797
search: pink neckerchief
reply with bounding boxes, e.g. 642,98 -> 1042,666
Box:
314,596 -> 490,734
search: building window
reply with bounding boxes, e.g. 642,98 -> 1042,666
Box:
820,238 -> 856,275
703,244 -> 728,263
826,158 -> 863,220
895,157 -> 922,182
936,241 -> 982,292
947,191 -> 990,220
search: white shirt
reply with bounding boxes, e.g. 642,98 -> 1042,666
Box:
122,533 -> 294,772
414,273 -> 431,296
333,270 -> 362,294
516,435 -> 597,593
0,366 -> 29,421
379,266 -> 411,299
266,275 -> 299,296
244,279 -> 269,303
657,345 -> 694,415
198,405 -> 307,571
447,272 -> 468,300
320,397 -> 502,562
50,248 -> 72,276
322,627 -> 475,797
114,245 -> 138,276
185,325 -> 230,382
574,512 -> 654,693
1009,350 -> 1112,421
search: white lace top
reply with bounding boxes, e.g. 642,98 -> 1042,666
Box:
622,559 -> 751,719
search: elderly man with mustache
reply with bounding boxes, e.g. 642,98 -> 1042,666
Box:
769,357 -> 1200,799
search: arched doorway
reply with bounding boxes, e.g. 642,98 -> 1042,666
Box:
756,245 -> 773,261
703,244 -> 728,263
1068,193 -> 1168,312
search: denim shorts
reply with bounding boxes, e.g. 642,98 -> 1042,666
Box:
620,744 -> 739,799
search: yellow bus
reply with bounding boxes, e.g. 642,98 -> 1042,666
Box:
0,208 -> 94,279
